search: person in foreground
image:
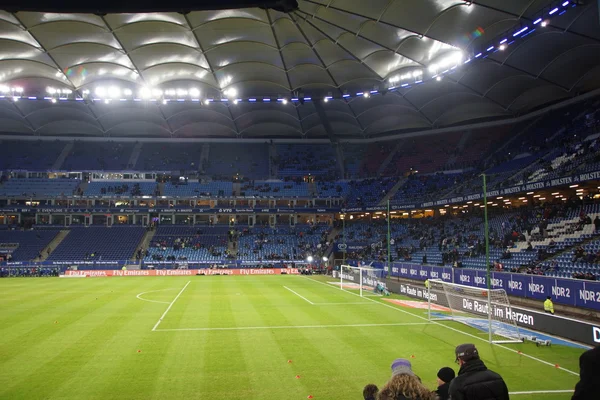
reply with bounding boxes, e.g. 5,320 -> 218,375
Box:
435,367 -> 455,400
363,384 -> 379,400
377,358 -> 437,400
449,344 -> 509,400
572,345 -> 600,400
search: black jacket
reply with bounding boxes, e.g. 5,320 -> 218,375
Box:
572,346 -> 600,400
436,382 -> 450,400
448,359 -> 509,400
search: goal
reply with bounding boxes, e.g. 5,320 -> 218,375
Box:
339,265 -> 387,297
427,279 -> 522,344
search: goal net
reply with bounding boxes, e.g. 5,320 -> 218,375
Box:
339,265 -> 387,297
427,279 -> 522,344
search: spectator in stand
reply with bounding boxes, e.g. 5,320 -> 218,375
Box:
449,344 -> 509,400
595,216 -> 600,232
435,367 -> 455,400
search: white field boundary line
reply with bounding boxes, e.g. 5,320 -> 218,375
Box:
509,390 -> 573,395
136,288 -> 177,304
283,285 -> 314,305
151,281 -> 191,331
303,277 -> 579,377
312,302 -> 378,305
154,322 -> 430,332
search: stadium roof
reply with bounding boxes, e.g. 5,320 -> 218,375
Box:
0,0 -> 599,139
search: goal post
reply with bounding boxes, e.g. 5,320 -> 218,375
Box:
427,279 -> 523,344
339,265 -> 387,297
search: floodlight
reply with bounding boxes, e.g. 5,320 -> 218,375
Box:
306,256 -> 314,262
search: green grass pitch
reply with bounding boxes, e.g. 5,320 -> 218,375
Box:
0,275 -> 586,399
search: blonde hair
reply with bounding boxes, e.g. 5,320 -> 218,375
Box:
377,374 -> 437,400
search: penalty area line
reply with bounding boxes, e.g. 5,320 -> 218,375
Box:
151,280 -> 191,331
302,277 -> 579,377
154,322 -> 431,332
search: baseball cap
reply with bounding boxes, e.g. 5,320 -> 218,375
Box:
455,343 -> 479,362
437,367 -> 456,383
391,358 -> 415,377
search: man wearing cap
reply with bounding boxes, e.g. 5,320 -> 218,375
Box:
436,367 -> 455,400
449,344 -> 509,400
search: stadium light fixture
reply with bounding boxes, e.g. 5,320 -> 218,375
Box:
322,256 -> 328,262
104,99 -> 109,104
0,85 -> 9,93
51,98 -> 56,103
306,256 -> 314,263
282,98 -> 288,104
123,89 -> 133,96
162,99 -> 167,105
499,44 -> 506,51
436,76 -> 442,81
541,20 -> 548,27
363,92 -> 370,98
204,99 -> 210,105
95,87 -> 106,97
13,96 -> 19,102
189,88 -> 200,98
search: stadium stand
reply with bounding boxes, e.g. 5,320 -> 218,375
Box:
204,143 -> 269,179
144,226 -> 229,263
0,140 -> 64,171
85,181 -> 157,196
0,178 -> 80,197
63,141 -> 135,171
47,227 -> 145,261
239,181 -> 310,197
0,229 -> 59,261
276,144 -> 338,178
163,181 -> 233,197
135,143 -> 203,171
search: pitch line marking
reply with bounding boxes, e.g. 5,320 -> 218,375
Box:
509,390 -> 573,395
154,322 -> 431,332
302,277 -> 579,377
283,285 -> 314,305
151,281 -> 191,331
136,288 -> 177,304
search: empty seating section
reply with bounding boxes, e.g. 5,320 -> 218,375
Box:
0,140 -> 64,171
205,143 -> 269,179
316,181 -> 350,198
393,174 -> 460,203
342,144 -> 367,178
385,132 -> 462,175
345,178 -> 395,207
136,143 -> 202,171
85,181 -> 157,196
163,181 -> 233,197
361,143 -> 392,176
145,226 -> 229,262
63,141 -> 134,171
47,227 -> 145,261
240,181 -> 310,197
237,225 -> 329,262
276,144 -> 337,178
0,178 -> 80,197
451,127 -> 512,169
0,230 -> 59,260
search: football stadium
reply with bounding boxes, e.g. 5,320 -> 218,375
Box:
1,0 -> 600,399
